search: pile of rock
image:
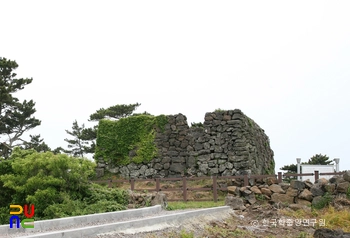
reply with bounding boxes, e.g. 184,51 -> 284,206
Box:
225,171 -> 350,211
127,191 -> 167,209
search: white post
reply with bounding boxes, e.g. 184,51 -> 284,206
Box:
334,158 -> 340,172
296,158 -> 301,181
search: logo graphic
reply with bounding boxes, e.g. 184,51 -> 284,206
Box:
9,204 -> 35,229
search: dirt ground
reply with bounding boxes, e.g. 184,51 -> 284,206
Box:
99,203 -> 320,238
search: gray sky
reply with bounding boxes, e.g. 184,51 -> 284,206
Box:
2,1 -> 350,172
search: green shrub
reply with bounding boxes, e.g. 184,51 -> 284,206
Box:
84,183 -> 129,205
0,207 -> 8,225
0,148 -> 130,224
312,192 -> 333,210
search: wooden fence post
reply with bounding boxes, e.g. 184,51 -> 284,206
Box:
314,171 -> 319,181
108,179 -> 112,188
244,174 -> 248,186
182,177 -> 187,202
213,176 -> 218,202
155,178 -> 160,192
130,178 -> 135,191
278,172 -> 282,183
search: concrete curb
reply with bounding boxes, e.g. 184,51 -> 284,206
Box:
1,205 -> 162,236
19,206 -> 231,238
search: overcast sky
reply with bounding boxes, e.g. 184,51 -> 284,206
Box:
2,1 -> 350,173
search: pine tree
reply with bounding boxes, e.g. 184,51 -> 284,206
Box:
64,120 -> 89,158
89,103 -> 141,121
0,57 -> 41,158
24,134 -> 51,152
307,154 -> 333,165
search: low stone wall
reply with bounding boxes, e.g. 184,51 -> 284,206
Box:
225,171 -> 350,211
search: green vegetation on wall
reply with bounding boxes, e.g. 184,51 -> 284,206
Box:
265,159 -> 275,175
95,114 -> 168,166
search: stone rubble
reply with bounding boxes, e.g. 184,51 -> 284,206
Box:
225,172 -> 350,212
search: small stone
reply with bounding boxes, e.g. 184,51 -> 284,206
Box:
265,177 -> 278,185
269,184 -> 285,194
227,186 -> 240,196
245,193 -> 257,205
250,186 -> 262,194
325,184 -> 336,194
304,179 -> 313,189
261,188 -> 272,196
316,178 -> 328,186
298,189 -> 313,201
290,180 -> 305,190
286,187 -> 298,197
271,193 -> 294,204
279,183 -> 290,191
296,199 -> 311,206
289,204 -> 311,212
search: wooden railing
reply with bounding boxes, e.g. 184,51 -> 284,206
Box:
91,171 -> 345,202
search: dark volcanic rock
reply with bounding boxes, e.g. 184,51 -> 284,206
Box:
313,228 -> 350,238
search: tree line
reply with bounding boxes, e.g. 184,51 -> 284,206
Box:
0,57 -> 142,159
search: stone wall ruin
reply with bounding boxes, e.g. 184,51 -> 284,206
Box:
97,109 -> 274,178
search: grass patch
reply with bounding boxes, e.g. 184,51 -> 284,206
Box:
207,226 -> 254,237
281,205 -> 350,232
180,229 -> 194,238
321,206 -> 350,232
166,201 -> 225,210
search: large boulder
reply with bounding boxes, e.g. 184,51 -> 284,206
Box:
310,184 -> 325,197
298,189 -> 313,201
304,179 -> 313,189
313,228 -> 350,238
225,195 -> 246,210
343,170 -> 350,182
269,184 -> 285,194
151,192 -> 168,209
316,178 -> 328,186
336,182 -> 350,193
271,193 -> 294,204
290,180 -> 305,190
